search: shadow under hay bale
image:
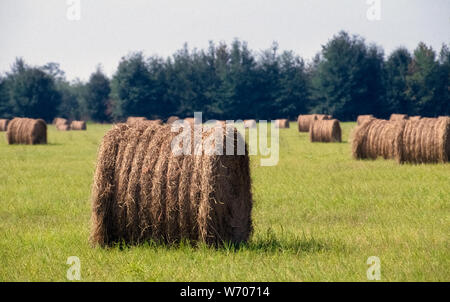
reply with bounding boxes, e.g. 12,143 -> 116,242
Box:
400,117 -> 450,164
309,119 -> 342,143
275,119 -> 289,128
356,114 -> 374,125
90,123 -> 253,247
70,120 -> 87,130
351,118 -> 406,162
7,118 -> 47,145
390,113 -> 408,121
0,119 -> 9,131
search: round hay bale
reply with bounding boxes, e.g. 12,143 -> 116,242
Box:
243,119 -> 256,128
309,119 -> 342,143
0,119 -> 9,131
127,116 -> 147,126
53,117 -> 68,125
70,120 -> 87,130
166,116 -> 180,124
297,114 -> 317,132
409,116 -> 421,121
351,118 -> 405,162
90,123 -> 253,247
389,113 -> 408,121
7,118 -> 47,145
399,117 -> 450,163
357,114 -> 374,125
274,119 -> 289,128
54,118 -> 70,131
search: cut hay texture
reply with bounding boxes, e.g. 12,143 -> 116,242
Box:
409,116 -> 421,121
54,117 -> 70,131
166,116 -> 179,124
400,117 -> 450,164
0,119 -> 9,131
126,116 -> 147,125
70,120 -> 87,130
243,119 -> 256,128
357,114 -> 374,125
7,118 -> 47,145
275,119 -> 289,128
351,119 -> 406,162
309,119 -> 342,143
390,113 -> 408,121
297,114 -> 330,132
90,123 -> 253,247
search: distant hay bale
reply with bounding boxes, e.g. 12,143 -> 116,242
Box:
352,119 -> 406,162
400,117 -> 450,164
275,119 -> 289,128
70,120 -> 87,130
53,117 -> 68,125
7,118 -> 47,145
90,123 -> 253,247
243,119 -> 256,128
127,116 -> 147,125
166,116 -> 179,124
309,119 -> 342,143
54,118 -> 70,131
390,114 -> 408,121
357,114 -> 374,125
409,116 -> 421,121
0,119 -> 9,131
297,114 -> 330,132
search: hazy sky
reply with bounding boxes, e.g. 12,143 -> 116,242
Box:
0,0 -> 449,81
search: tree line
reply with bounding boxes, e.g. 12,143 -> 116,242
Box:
0,31 -> 448,122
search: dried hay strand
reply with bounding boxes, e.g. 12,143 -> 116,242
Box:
166,116 -> 180,124
70,120 -> 87,130
409,116 -> 421,121
390,113 -> 408,121
399,117 -> 450,164
297,114 -> 329,132
243,119 -> 256,128
274,119 -> 289,128
0,119 -> 9,131
90,123 -> 253,247
309,119 -> 342,143
351,118 -> 406,162
357,114 -> 374,125
7,117 -> 47,145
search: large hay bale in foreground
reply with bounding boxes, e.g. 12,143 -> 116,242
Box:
166,116 -> 179,124
409,116 -> 421,121
0,119 -> 9,131
7,118 -> 47,145
70,121 -> 87,130
390,113 -> 408,121
310,119 -> 342,143
90,123 -> 253,247
275,119 -> 289,128
400,117 -> 450,164
357,114 -> 374,125
127,116 -> 147,125
243,119 -> 256,128
352,119 -> 406,162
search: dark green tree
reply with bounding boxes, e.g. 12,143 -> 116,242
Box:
86,66 -> 111,122
385,47 -> 412,114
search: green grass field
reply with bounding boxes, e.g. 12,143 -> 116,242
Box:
0,122 -> 448,281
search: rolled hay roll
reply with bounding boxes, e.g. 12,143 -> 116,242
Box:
0,119 -> 9,131
57,123 -> 70,131
357,114 -> 374,125
400,117 -> 450,164
409,116 -> 421,121
351,118 -> 406,162
70,120 -> 87,130
90,123 -> 253,247
127,116 -> 147,126
297,114 -> 329,132
7,118 -> 47,145
54,118 -> 70,131
53,117 -> 68,125
309,119 -> 342,143
243,119 -> 256,128
390,113 -> 408,121
166,116 -> 180,124
275,119 -> 289,128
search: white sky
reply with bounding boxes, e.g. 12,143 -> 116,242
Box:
0,0 -> 449,81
